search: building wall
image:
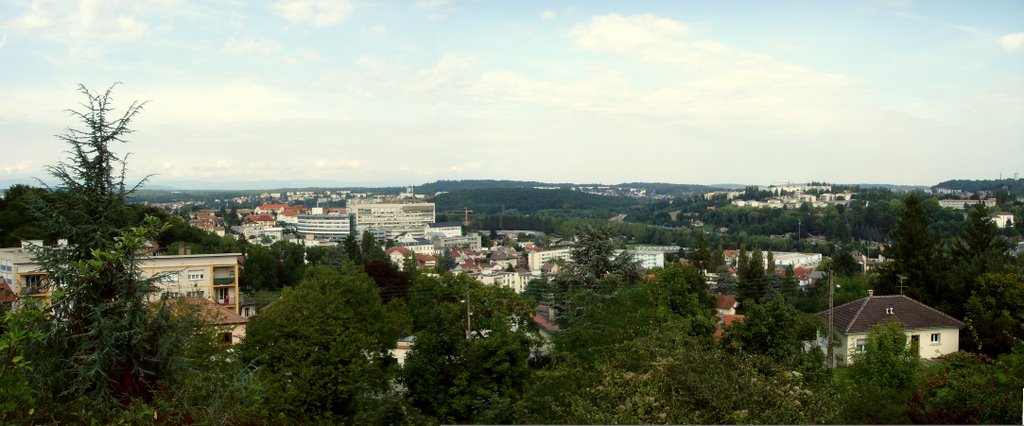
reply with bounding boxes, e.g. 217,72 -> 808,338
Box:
296,214 -> 350,240
141,254 -> 243,314
350,202 -> 436,241
839,327 -> 960,365
528,248 -> 573,271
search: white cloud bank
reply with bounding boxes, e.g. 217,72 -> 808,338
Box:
1000,32 -> 1024,51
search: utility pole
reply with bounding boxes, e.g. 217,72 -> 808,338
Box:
827,268 -> 835,369
465,287 -> 472,339
896,274 -> 908,295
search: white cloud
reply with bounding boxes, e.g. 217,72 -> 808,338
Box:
270,0 -> 354,27
539,10 -> 556,21
5,0 -> 154,45
414,0 -> 450,9
571,13 -> 688,53
1000,32 -> 1024,51
222,37 -> 282,56
415,53 -> 479,90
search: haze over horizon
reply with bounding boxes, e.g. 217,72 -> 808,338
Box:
1,1 -> 1022,188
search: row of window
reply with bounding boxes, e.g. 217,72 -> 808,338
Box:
854,333 -> 941,353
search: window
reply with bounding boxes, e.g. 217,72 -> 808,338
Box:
220,332 -> 233,344
161,291 -> 181,299
216,288 -> 231,303
187,270 -> 204,281
855,338 -> 867,353
186,290 -> 205,298
930,333 -> 941,345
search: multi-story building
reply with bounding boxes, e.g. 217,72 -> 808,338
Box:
295,213 -> 351,242
616,249 -> 665,270
0,244 -> 244,314
528,248 -> 573,272
424,222 -> 463,238
349,201 -> 435,241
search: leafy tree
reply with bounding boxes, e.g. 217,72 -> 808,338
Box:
842,320 -> 921,424
831,247 -> 861,277
909,346 -> 1024,424
25,85 -> 186,414
851,320 -> 920,390
239,265 -> 409,421
963,272 -> 1024,356
240,244 -> 277,291
724,296 -> 826,377
524,323 -> 840,424
401,273 -> 535,423
0,185 -> 51,246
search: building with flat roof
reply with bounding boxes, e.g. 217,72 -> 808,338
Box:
528,248 -> 573,272
296,213 -> 351,241
349,201 -> 435,241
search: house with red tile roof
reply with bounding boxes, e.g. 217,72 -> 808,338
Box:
244,214 -> 276,227
255,203 -> 290,215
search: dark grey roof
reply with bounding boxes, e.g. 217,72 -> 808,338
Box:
429,222 -> 462,228
818,295 -> 964,334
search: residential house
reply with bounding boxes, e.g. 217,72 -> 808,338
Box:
990,212 -> 1015,229
185,297 -> 249,344
817,294 -> 964,365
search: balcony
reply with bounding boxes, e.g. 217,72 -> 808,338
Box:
213,276 -> 236,285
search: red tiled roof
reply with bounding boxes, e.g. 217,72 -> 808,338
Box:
714,295 -> 737,310
245,214 -> 275,223
0,280 -> 16,303
386,247 -> 414,256
183,297 -> 249,326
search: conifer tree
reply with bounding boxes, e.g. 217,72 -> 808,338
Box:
26,85 -> 182,411
950,204 -> 1010,316
878,193 -> 947,309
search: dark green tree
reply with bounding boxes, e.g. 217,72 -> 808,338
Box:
342,233 -> 362,265
239,264 -> 409,421
878,193 -> 947,308
25,85 -> 185,411
401,273 -> 535,423
963,272 -> 1024,356
950,204 -> 1011,317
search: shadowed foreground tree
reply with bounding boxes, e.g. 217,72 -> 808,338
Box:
23,85 -> 186,418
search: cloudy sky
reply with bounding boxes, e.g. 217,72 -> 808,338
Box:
1,0 -> 1022,189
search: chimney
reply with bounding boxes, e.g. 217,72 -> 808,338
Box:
868,289 -> 874,297
178,246 -> 186,256
186,247 -> 192,255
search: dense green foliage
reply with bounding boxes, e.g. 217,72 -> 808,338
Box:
436,188 -> 636,215
239,264 -> 409,421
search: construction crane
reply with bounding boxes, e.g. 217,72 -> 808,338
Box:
462,207 -> 474,226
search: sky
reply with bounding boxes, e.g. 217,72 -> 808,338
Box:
1,0 -> 1022,189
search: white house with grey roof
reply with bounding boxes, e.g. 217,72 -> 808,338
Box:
817,294 -> 964,365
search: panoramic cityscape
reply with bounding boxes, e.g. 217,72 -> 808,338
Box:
1,0 -> 1023,424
